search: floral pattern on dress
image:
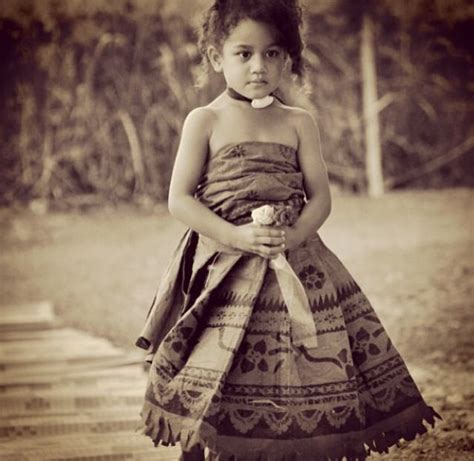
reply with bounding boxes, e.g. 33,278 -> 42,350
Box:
337,347 -> 356,379
278,145 -> 297,165
229,145 -> 246,158
299,264 -> 326,290
231,335 -> 292,375
349,327 -> 382,366
163,321 -> 194,356
240,339 -> 269,373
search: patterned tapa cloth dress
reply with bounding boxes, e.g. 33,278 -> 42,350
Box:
135,141 -> 440,461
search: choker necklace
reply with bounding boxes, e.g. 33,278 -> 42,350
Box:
227,87 -> 274,109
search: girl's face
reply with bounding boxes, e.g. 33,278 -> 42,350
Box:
208,19 -> 287,100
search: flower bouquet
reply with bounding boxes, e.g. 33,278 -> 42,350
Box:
251,204 -> 299,228
251,204 -> 318,349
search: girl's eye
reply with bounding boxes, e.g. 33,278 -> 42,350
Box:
267,49 -> 281,58
238,51 -> 251,59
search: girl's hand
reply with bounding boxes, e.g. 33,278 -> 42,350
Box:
279,225 -> 303,251
231,223 -> 286,259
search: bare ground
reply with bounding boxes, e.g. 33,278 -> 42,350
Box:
0,188 -> 473,460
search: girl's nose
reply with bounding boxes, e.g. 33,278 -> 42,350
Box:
251,54 -> 266,73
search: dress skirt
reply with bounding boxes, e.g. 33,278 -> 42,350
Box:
135,142 -> 440,461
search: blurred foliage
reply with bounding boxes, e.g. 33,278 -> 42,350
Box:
305,0 -> 474,191
0,0 -> 473,207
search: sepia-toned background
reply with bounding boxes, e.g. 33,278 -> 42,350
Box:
0,0 -> 473,459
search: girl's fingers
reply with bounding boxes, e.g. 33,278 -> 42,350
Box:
256,235 -> 285,246
255,227 -> 285,238
255,244 -> 285,258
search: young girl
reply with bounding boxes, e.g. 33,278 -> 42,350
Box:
136,1 -> 440,460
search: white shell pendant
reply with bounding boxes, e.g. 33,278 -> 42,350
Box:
251,95 -> 274,109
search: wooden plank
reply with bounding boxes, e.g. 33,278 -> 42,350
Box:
0,385 -> 146,401
0,392 -> 144,417
0,302 -> 57,331
0,386 -> 143,400
0,431 -> 163,450
0,344 -> 120,359
0,302 -> 178,461
0,453 -> 175,461
0,353 -> 135,371
0,328 -> 101,342
0,444 -> 180,461
0,302 -> 55,321
0,354 -> 144,384
0,346 -> 123,365
0,321 -> 60,332
0,365 -> 145,389
0,336 -> 117,351
0,367 -> 146,396
0,431 -> 181,460
0,448 -> 179,460
0,340 -> 122,355
0,408 -> 143,438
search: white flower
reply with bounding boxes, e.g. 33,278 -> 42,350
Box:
251,204 -> 276,225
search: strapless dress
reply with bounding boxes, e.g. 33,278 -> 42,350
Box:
135,141 -> 440,461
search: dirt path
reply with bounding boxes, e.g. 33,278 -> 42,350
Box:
1,188 -> 472,459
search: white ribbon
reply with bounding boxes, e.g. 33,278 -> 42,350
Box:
251,205 -> 318,349
269,253 -> 318,349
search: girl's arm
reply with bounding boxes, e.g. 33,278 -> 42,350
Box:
285,110 -> 332,249
168,108 -> 285,258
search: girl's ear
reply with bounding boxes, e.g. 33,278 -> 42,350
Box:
280,54 -> 293,84
207,45 -> 223,72
283,53 -> 291,73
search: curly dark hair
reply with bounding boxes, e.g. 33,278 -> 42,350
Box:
198,0 -> 305,80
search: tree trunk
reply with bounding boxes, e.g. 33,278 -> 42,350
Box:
117,109 -> 145,193
361,14 -> 384,197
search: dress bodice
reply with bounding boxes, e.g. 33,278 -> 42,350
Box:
195,142 -> 306,224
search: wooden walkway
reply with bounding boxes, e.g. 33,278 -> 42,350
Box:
0,302 -> 181,461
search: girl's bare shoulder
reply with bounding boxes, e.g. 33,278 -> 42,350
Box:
185,94 -> 229,129
276,102 -> 314,121
274,103 -> 318,139
180,104 -> 219,146
185,105 -> 217,127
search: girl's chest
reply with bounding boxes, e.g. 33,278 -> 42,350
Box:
210,110 -> 298,152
